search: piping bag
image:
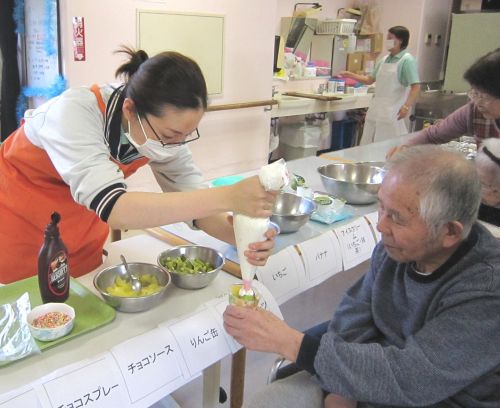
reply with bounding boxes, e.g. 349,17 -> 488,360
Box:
233,159 -> 290,297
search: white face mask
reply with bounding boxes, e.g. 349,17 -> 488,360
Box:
123,115 -> 184,162
385,39 -> 396,51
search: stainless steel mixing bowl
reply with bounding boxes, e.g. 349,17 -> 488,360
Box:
270,192 -> 316,233
93,262 -> 170,313
158,245 -> 225,290
317,163 -> 385,204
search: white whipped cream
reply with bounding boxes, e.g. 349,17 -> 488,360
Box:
238,287 -> 255,297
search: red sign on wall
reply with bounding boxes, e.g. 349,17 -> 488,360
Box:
72,17 -> 86,62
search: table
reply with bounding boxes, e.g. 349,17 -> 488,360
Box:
1,136 -> 408,407
1,234 -> 240,407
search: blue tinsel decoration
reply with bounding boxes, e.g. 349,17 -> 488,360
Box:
16,76 -> 67,123
13,0 -> 25,35
22,75 -> 67,99
16,94 -> 29,124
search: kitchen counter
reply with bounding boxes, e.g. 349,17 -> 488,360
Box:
271,94 -> 372,118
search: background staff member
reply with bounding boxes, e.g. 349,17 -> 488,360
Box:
340,26 -> 420,145
0,48 -> 277,284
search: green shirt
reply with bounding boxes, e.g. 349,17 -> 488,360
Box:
372,50 -> 420,87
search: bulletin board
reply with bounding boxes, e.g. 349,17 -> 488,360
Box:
137,10 -> 225,95
24,0 -> 63,107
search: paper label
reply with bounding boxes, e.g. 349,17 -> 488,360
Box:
256,247 -> 305,304
110,328 -> 187,403
297,231 -> 343,285
168,308 -> 231,377
334,217 -> 376,270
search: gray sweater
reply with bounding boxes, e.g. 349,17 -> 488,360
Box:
304,223 -> 500,407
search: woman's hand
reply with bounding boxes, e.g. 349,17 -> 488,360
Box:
397,105 -> 410,120
324,393 -> 357,408
227,176 -> 277,218
245,227 -> 277,266
226,215 -> 278,266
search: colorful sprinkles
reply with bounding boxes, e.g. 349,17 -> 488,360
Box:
32,311 -> 71,329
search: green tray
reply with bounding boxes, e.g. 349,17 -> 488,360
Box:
0,276 -> 115,352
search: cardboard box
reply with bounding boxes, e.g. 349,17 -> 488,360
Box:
371,33 -> 383,53
355,37 -> 371,52
362,52 -> 377,75
346,52 -> 363,72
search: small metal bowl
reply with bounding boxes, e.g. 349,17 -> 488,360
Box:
317,163 -> 385,205
157,245 -> 225,290
271,192 -> 316,234
93,262 -> 170,313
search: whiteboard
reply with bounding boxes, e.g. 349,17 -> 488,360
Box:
444,13 -> 500,92
24,0 -> 61,107
137,10 -> 224,95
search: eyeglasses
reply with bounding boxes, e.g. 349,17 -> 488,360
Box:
137,113 -> 200,148
467,89 -> 495,106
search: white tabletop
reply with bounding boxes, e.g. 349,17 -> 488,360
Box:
257,135 -> 411,252
1,234 -> 240,396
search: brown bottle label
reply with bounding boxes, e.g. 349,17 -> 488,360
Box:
48,251 -> 69,295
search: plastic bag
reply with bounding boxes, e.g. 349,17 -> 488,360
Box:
280,122 -> 322,148
0,292 -> 40,366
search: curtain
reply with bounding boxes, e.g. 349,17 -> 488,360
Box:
0,0 -> 21,141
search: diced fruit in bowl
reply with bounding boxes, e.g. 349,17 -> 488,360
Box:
93,262 -> 170,313
157,245 -> 224,290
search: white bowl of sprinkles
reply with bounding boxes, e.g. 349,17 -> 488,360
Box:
27,303 -> 75,342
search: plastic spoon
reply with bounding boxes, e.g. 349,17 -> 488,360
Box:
119,254 -> 142,293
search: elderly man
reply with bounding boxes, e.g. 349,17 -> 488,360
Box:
224,145 -> 500,408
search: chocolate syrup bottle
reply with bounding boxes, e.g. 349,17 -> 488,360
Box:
38,212 -> 70,303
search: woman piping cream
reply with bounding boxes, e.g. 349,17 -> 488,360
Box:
340,26 -> 420,144
0,48 -> 277,284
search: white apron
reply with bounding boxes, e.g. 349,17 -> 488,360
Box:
360,53 -> 411,145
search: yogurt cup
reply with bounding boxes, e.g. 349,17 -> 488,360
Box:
314,195 -> 333,217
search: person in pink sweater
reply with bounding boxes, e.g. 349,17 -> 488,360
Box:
391,48 -> 500,149
388,49 -> 500,233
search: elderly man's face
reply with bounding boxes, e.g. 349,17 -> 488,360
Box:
376,172 -> 445,268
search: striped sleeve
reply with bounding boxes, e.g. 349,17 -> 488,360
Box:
89,182 -> 127,222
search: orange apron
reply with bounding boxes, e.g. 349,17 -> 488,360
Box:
0,85 -> 148,283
